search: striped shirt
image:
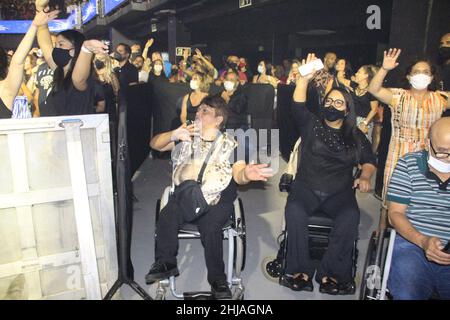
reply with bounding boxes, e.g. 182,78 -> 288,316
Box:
387,150 -> 450,242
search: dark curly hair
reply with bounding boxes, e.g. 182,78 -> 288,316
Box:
402,56 -> 440,91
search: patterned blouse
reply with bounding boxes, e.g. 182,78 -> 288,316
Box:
382,88 -> 448,201
172,133 -> 238,205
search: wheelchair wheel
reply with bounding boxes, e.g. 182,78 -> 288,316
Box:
233,198 -> 247,275
261,256 -> 282,283
359,231 -> 378,300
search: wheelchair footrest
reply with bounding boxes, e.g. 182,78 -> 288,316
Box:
183,291 -> 214,300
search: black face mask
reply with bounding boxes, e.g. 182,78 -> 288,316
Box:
439,47 -> 450,60
94,60 -> 105,69
322,106 -> 346,121
113,52 -> 126,62
52,48 -> 72,67
228,62 -> 238,70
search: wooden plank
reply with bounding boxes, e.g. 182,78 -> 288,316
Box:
62,121 -> 102,300
0,184 -> 100,209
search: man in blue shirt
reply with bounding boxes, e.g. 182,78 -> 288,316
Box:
387,117 -> 450,300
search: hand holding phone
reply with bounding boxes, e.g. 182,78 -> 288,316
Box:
443,241 -> 450,253
298,58 -> 324,77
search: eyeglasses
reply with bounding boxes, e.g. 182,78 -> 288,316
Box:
324,97 -> 346,108
430,141 -> 450,159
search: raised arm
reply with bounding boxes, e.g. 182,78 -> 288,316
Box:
142,38 -> 154,64
368,48 -> 401,105
292,53 -> 320,127
36,0 -> 58,71
72,40 -> 108,91
0,9 -> 58,110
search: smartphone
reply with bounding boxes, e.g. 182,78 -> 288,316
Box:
443,241 -> 450,253
298,58 -> 324,77
101,40 -> 112,54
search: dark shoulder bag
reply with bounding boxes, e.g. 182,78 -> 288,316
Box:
173,136 -> 221,222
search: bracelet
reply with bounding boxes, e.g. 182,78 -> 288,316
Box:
81,45 -> 92,54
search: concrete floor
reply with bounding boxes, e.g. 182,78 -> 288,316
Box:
120,154 -> 381,300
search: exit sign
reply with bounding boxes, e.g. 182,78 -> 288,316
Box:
239,0 -> 252,8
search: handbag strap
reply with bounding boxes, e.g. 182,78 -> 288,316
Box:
196,133 -> 223,184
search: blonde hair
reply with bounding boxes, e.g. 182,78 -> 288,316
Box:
193,71 -> 210,93
95,54 -> 115,84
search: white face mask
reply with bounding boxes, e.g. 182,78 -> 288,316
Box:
257,65 -> 265,74
428,153 -> 450,173
153,64 -> 163,73
409,74 -> 432,90
224,80 -> 235,92
190,80 -> 199,91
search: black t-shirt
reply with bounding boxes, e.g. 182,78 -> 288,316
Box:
292,101 -> 376,193
35,63 -> 54,108
40,75 -> 95,117
350,81 -> 377,118
115,62 -> 138,88
0,98 -> 12,119
224,85 -> 248,129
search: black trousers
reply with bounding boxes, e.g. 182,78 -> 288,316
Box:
155,196 -> 233,285
284,181 -> 360,283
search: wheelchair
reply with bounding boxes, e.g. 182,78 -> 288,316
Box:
261,208 -> 359,293
359,207 -> 443,300
153,186 -> 246,300
261,170 -> 360,294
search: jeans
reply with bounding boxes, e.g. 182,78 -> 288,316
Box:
388,234 -> 450,300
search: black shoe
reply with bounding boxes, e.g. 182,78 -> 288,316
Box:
319,277 -> 339,295
280,274 -> 314,292
337,280 -> 356,295
145,261 -> 179,284
211,280 -> 232,300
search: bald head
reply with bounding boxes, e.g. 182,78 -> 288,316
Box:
429,118 -> 450,163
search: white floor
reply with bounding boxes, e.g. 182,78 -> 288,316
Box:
120,154 -> 381,300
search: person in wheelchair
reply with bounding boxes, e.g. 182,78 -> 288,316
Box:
145,95 -> 273,299
386,117 -> 450,300
283,54 -> 376,294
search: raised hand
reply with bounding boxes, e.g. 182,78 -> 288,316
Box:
194,48 -> 203,58
145,38 -> 154,48
382,48 -> 401,71
299,53 -> 319,81
83,40 -> 109,55
32,9 -> 59,27
35,0 -> 49,11
244,163 -> 274,182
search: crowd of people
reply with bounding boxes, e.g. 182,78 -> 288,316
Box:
1,1 -> 449,300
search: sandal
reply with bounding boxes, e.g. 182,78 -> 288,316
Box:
319,277 -> 339,295
280,274 -> 314,292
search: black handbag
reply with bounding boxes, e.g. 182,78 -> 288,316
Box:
173,136 -> 221,222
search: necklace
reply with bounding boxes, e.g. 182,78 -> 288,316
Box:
355,85 -> 368,96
